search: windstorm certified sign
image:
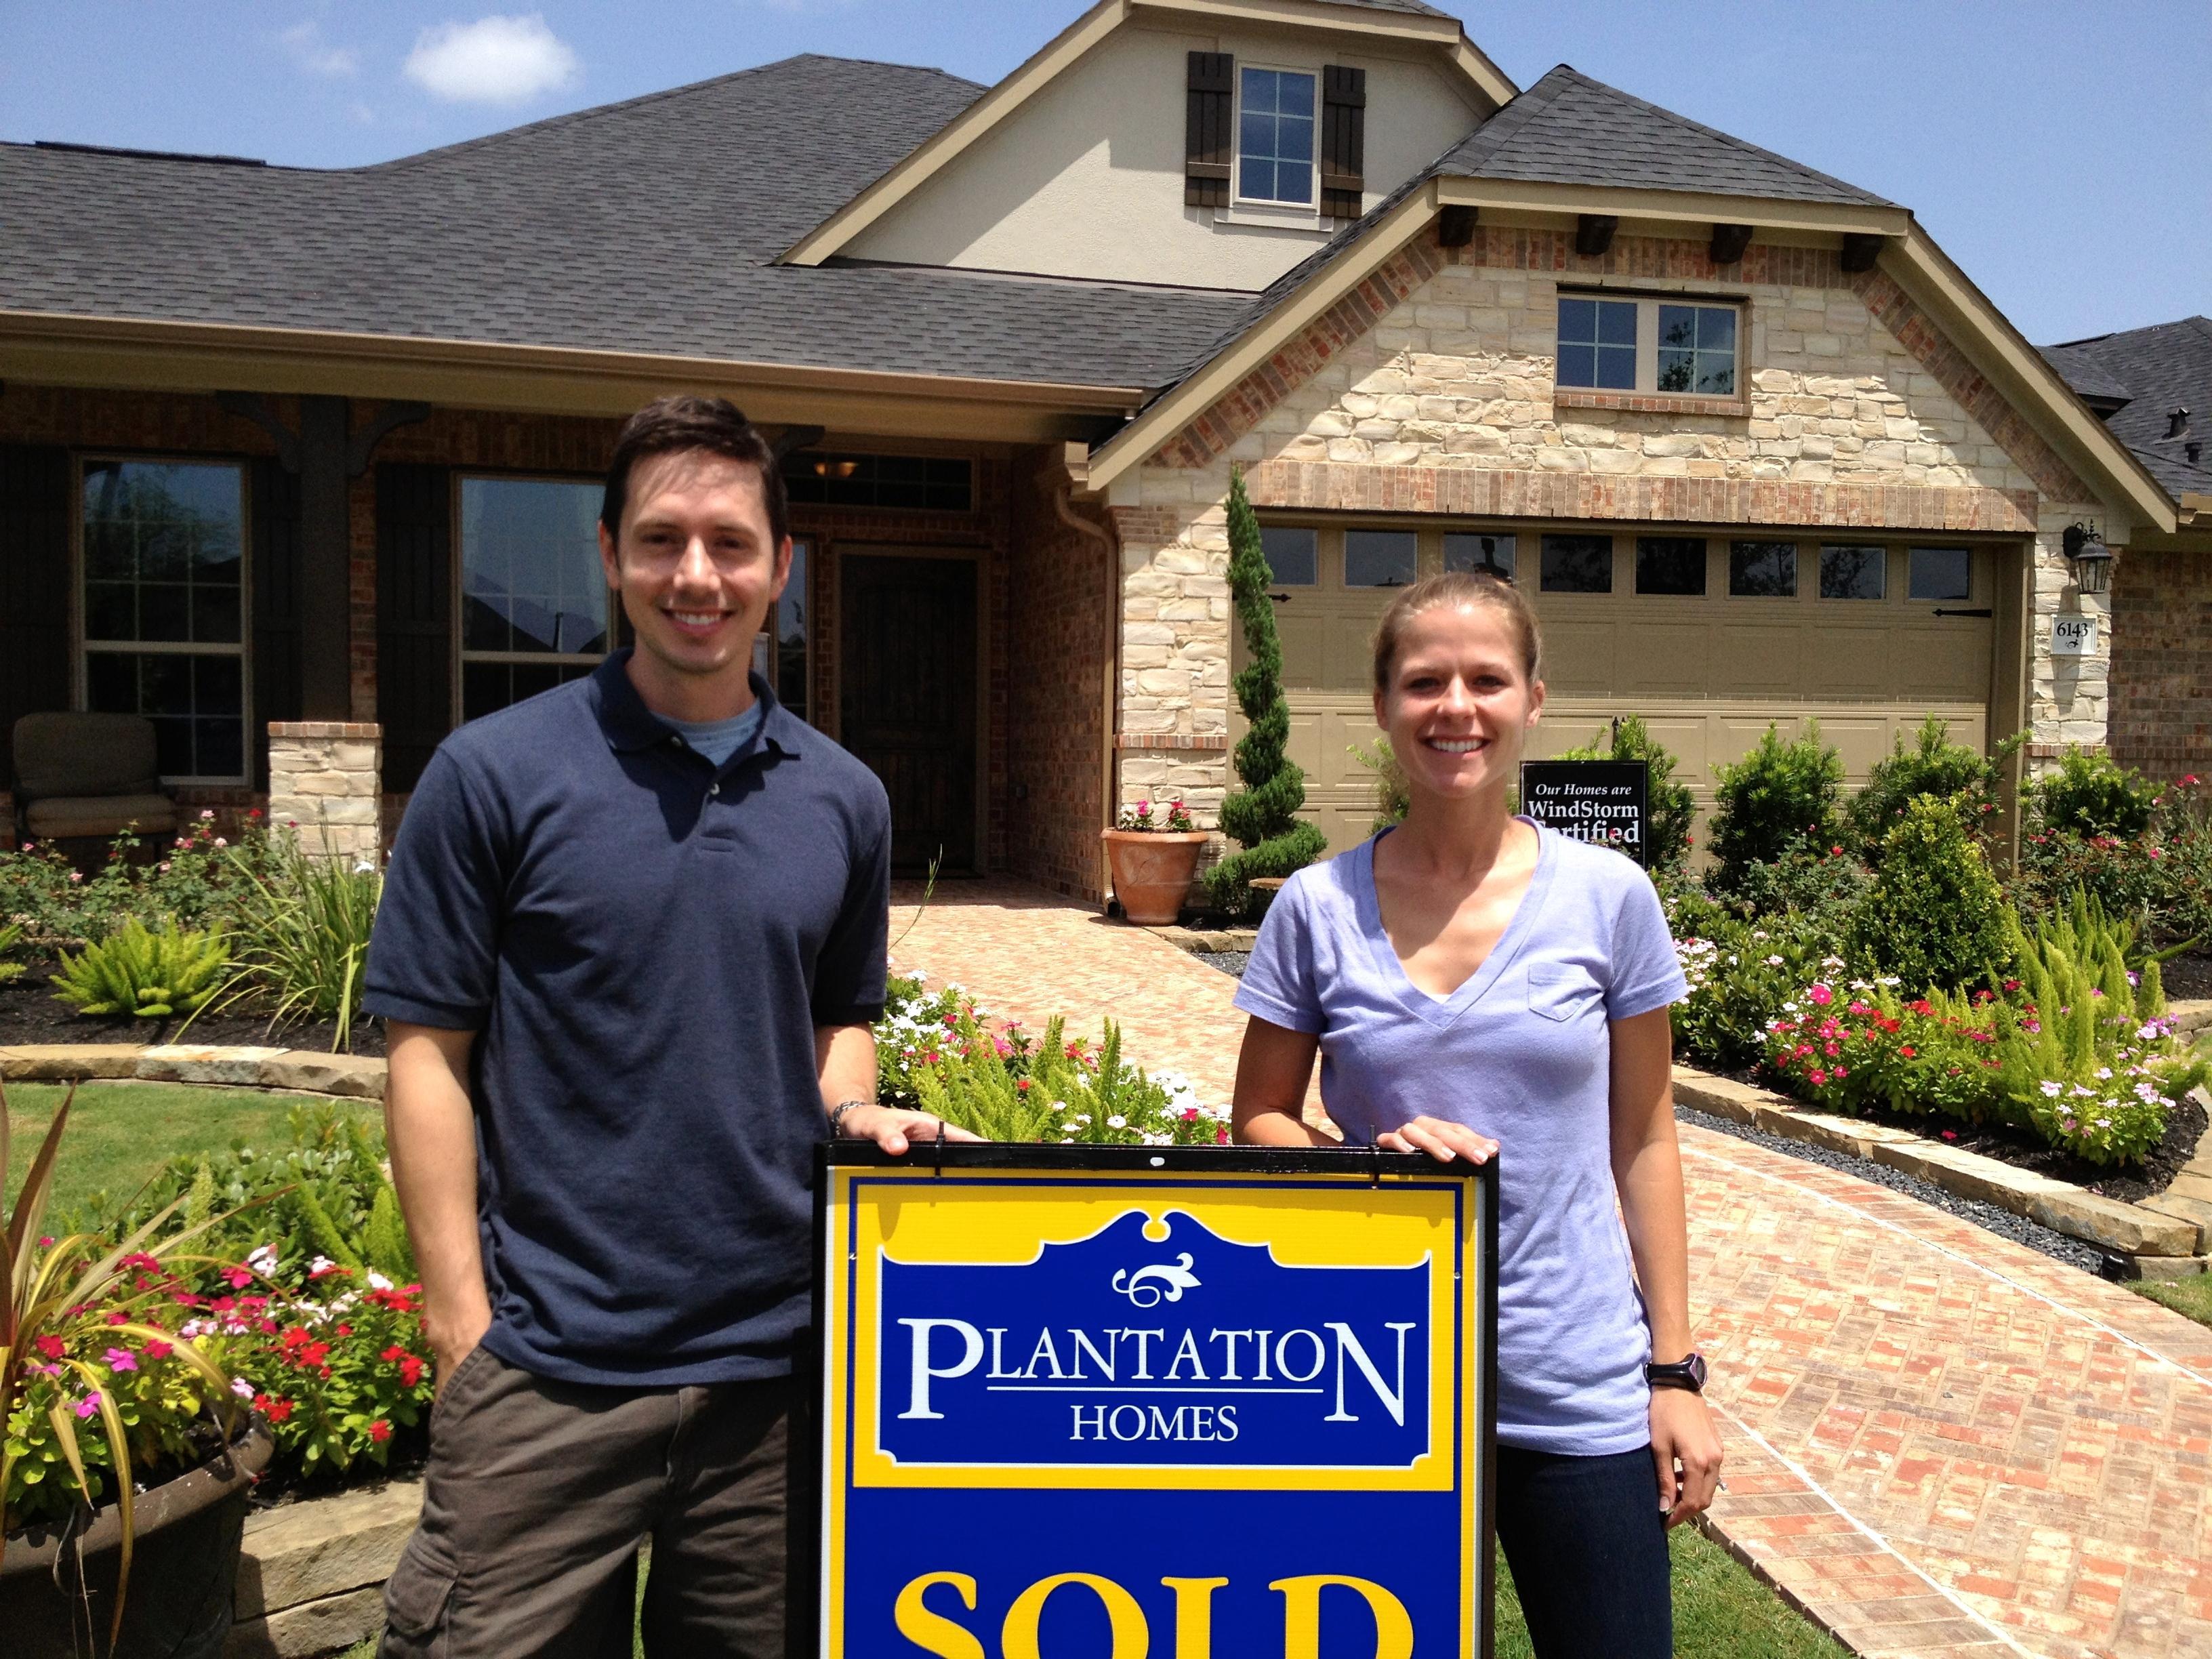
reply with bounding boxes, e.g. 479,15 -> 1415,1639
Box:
813,1146 -> 1497,1659
1519,758 -> 1650,865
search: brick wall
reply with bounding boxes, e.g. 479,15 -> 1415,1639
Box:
2108,544 -> 2212,781
1005,456 -> 1112,902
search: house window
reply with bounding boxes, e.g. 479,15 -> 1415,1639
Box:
458,476 -> 611,722
1635,537 -> 1707,596
80,458 -> 248,781
1908,546 -> 1971,601
1729,540 -> 1798,597
1557,295 -> 1744,396
1237,68 -> 1317,206
1344,531 -> 1417,588
1444,533 -> 1516,581
1540,534 -> 1613,594
1819,544 -> 1886,600
1657,305 -> 1738,396
1556,298 -> 1638,390
781,452 -> 973,512
1259,527 -> 1317,586
775,539 -> 810,720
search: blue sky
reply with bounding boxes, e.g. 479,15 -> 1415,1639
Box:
1,2 -> 2203,344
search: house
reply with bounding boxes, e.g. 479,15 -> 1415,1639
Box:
0,0 -> 2177,900
2040,318 -> 2212,781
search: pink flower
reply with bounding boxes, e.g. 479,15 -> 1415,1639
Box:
1940,1130 -> 1958,1142
104,1347 -> 138,1372
74,1395 -> 101,1419
1807,985 -> 1833,1007
224,1267 -> 255,1290
1807,1068 -> 1829,1086
144,1339 -> 173,1359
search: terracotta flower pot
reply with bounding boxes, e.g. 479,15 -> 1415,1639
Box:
1101,829 -> 1209,925
2,1419 -> 272,1659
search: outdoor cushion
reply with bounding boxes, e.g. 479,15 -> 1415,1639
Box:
13,712 -> 164,799
25,793 -> 179,840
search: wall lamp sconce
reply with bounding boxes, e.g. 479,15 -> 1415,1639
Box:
2062,523 -> 2114,594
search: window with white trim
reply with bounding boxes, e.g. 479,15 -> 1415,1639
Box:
80,458 -> 249,782
1237,67 -> 1317,207
1556,294 -> 1744,396
457,476 -> 611,721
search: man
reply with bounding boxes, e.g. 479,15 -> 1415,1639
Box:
366,396 -> 966,1657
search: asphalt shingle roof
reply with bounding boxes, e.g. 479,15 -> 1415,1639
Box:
2044,317 -> 2212,497
0,54 -> 1252,390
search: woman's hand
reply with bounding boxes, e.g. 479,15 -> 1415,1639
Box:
839,1103 -> 983,1155
1650,1388 -> 1723,1528
1374,1115 -> 1498,1164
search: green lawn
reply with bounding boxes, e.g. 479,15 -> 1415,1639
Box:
2,1080 -> 352,1227
341,1528 -> 1842,1657
2132,1271 -> 2212,1326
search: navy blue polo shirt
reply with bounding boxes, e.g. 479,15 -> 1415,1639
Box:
363,651 -> 890,1386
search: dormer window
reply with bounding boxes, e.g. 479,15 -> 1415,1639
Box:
1237,68 -> 1317,207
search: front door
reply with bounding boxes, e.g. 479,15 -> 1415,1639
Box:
838,553 -> 979,874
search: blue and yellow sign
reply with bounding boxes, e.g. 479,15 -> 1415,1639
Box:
813,1145 -> 1497,1658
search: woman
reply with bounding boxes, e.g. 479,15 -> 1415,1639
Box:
1230,569 -> 1721,1655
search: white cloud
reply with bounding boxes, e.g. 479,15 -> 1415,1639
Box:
403,14 -> 580,105
281,20 -> 359,77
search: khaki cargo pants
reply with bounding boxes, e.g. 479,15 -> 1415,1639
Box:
379,1345 -> 794,1658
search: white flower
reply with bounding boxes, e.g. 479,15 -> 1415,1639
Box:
354,859 -> 376,874
231,1376 -> 255,1399
1107,1115 -> 1128,1129
246,1243 -> 281,1275
309,1254 -> 339,1276
1765,956 -> 1785,968
1782,1002 -> 1799,1014
2095,1067 -> 2112,1080
367,1270 -> 394,1291
2039,1080 -> 2062,1097
199,808 -> 216,821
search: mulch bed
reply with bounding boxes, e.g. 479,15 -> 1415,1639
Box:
0,952 -> 384,1059
2161,949 -> 2212,1002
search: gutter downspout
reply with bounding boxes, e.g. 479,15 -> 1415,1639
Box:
1046,442 -> 1118,907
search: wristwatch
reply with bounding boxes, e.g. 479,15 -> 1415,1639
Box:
827,1101 -> 870,1139
1645,1353 -> 1708,1393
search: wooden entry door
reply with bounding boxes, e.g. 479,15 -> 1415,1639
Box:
838,553 -> 979,874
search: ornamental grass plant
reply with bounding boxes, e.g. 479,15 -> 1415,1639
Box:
198,830 -> 382,1050
50,917 -> 230,1019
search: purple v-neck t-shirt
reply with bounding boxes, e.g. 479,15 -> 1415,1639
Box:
1233,821 -> 1687,1455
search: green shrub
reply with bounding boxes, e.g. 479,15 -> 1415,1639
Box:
1847,797 -> 2013,995
2031,747 -> 2155,838
2011,774 -> 2212,953
1206,469 -> 1328,912
1847,716 -> 2015,857
1349,737 -> 1410,834
1557,715 -> 1696,872
51,916 -> 230,1018
0,920 -> 23,986
0,812 -> 279,947
1712,844 -> 1869,933
203,830 -> 382,1050
1707,724 -> 1844,892
1671,913 -> 1845,1071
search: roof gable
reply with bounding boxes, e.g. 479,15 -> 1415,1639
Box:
2044,317 -> 2212,497
778,0 -> 1517,268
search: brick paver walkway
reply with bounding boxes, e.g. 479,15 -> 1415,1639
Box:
890,879 -> 2212,1659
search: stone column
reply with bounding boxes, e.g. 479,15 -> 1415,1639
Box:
267,722 -> 383,865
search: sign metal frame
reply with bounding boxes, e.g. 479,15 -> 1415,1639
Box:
803,1141 -> 1499,1658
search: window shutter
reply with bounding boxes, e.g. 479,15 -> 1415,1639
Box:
0,445 -> 73,798
374,464 -> 453,795
1185,52 -> 1233,208
1321,65 -> 1367,218
250,458 -> 303,790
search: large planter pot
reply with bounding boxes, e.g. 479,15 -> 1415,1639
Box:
1102,829 -> 1209,925
2,1419 -> 272,1659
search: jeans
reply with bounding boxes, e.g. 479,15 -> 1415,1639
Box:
1496,1443 -> 1672,1658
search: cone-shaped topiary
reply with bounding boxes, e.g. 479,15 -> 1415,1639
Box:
1846,795 -> 2014,995
1205,469 -> 1328,912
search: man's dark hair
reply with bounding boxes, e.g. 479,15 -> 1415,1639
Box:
600,395 -> 790,552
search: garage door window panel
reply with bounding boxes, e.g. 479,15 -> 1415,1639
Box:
1908,546 -> 1971,601
1541,534 -> 1614,594
79,457 -> 250,783
1344,531 -> 1418,588
1259,527 -> 1318,587
1729,540 -> 1798,598
1635,537 -> 1707,596
1820,544 -> 1886,600
1444,533 -> 1515,581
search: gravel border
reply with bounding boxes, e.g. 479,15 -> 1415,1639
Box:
1677,1104 -> 2105,1273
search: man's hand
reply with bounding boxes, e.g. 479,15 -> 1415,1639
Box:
426,1298 -> 494,1398
836,1103 -> 983,1155
1651,1388 -> 1724,1528
1375,1114 -> 1498,1165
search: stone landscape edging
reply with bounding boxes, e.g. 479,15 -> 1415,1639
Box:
0,1042 -> 384,1099
225,1478 -> 418,1658
1672,1062 -> 2208,1265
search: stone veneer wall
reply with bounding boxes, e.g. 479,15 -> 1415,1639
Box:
268,722 -> 383,865
2107,546 -> 2212,781
1114,225 -> 2117,816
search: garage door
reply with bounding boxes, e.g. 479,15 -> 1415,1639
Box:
1240,525 -> 2007,857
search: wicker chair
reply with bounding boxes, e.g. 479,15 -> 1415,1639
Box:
12,712 -> 179,842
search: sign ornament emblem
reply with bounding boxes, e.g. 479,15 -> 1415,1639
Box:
1111,1251 -> 1200,1307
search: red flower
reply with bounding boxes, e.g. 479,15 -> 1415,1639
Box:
254,1393 -> 295,1425
400,1356 -> 426,1389
1898,1045 -> 1916,1058
35,1335 -> 66,1360
368,1419 -> 393,1444
144,1339 -> 173,1359
224,1267 -> 254,1290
